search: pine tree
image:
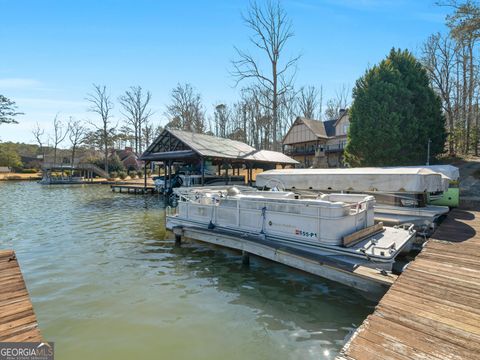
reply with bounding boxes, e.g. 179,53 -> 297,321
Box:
344,48 -> 446,166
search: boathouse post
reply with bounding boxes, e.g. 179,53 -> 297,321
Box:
225,162 -> 229,185
168,161 -> 172,191
144,161 -> 148,189
201,158 -> 205,186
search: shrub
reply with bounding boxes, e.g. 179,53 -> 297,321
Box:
146,169 -> 152,176
129,171 -> 137,179
118,171 -> 127,180
137,170 -> 144,178
110,171 -> 118,179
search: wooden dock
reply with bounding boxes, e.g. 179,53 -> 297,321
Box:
337,208 -> 480,360
0,250 -> 42,342
111,184 -> 157,194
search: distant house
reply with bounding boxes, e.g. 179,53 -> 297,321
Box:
0,166 -> 11,173
20,155 -> 42,169
111,147 -> 142,171
282,109 -> 350,168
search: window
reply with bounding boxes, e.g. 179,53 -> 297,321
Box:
343,124 -> 349,134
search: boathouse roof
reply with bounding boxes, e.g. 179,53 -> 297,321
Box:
140,128 -> 298,165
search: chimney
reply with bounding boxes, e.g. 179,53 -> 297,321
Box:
339,109 -> 346,117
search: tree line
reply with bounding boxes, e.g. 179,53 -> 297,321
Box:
421,0 -> 480,156
5,0 -> 472,170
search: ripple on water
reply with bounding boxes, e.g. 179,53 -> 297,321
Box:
0,182 -> 375,360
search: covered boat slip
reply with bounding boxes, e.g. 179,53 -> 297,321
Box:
139,129 -> 298,188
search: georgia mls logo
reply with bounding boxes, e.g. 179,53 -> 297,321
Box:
0,342 -> 54,360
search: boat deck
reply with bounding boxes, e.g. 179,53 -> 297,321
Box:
337,208 -> 480,360
0,250 -> 43,342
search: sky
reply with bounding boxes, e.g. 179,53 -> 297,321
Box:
0,0 -> 451,144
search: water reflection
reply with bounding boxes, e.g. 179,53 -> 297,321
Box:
0,182 -> 375,360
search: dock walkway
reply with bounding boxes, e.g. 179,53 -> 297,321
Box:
111,184 -> 157,194
0,250 -> 42,342
337,208 -> 480,360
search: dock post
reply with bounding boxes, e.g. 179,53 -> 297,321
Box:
173,227 -> 183,247
175,234 -> 182,246
242,250 -> 250,266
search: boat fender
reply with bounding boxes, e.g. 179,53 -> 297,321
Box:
208,221 -> 215,230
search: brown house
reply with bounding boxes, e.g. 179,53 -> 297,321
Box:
282,110 -> 350,168
111,147 -> 142,171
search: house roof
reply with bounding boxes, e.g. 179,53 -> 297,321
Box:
297,117 -> 328,138
140,128 -> 298,165
324,119 -> 336,137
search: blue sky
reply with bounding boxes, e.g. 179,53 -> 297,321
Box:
0,0 -> 450,144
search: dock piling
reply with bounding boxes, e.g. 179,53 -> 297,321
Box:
242,250 -> 250,266
173,227 -> 183,247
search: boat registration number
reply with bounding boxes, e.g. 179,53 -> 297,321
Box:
295,229 -> 317,238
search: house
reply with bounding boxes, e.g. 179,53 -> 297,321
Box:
282,109 -> 350,168
0,166 -> 11,173
111,147 -> 142,171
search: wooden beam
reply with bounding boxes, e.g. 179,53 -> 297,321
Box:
343,222 -> 384,248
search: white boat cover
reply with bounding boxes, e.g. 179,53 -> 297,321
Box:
404,165 -> 459,181
255,167 -> 449,193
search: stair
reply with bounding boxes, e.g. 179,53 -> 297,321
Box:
77,163 -> 109,178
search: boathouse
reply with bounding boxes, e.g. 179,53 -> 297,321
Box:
139,128 -> 298,186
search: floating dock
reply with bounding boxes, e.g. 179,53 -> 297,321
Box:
111,184 -> 157,194
172,226 -> 397,299
337,208 -> 480,360
0,250 -> 42,342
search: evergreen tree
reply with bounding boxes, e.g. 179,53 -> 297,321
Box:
0,95 -> 23,125
344,48 -> 446,166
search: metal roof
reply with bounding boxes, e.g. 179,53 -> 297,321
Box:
323,119 -> 336,137
140,128 -> 298,165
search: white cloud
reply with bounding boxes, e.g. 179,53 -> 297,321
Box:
0,78 -> 42,90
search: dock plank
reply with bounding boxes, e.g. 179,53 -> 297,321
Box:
337,209 -> 480,360
0,250 -> 42,342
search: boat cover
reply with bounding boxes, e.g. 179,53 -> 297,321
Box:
404,165 -> 459,181
255,167 -> 449,193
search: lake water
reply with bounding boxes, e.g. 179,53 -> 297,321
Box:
0,182 -> 375,359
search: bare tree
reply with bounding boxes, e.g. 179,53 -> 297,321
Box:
324,84 -> 351,120
142,119 -> 155,150
421,33 -> 457,155
165,83 -> 205,132
213,103 -> 230,137
297,85 -> 322,119
86,84 -> 114,172
32,122 -> 46,164
51,115 -> 69,168
118,86 -> 153,154
232,0 -> 300,150
68,118 -> 87,167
